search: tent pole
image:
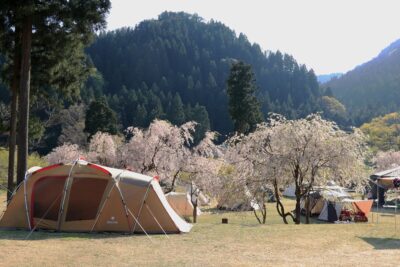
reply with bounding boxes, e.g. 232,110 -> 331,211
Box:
114,180 -> 134,232
126,207 -> 153,243
23,174 -> 31,230
57,159 -> 78,230
145,203 -> 169,238
90,171 -> 125,232
90,183 -> 116,232
132,179 -> 153,233
25,189 -> 65,239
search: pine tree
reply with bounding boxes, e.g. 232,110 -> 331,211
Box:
188,103 -> 211,143
168,93 -> 185,125
134,104 -> 148,127
226,61 -> 263,133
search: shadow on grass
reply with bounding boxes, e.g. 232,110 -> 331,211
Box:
0,229 -> 156,241
359,236 -> 400,250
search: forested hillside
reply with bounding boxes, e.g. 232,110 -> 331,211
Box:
86,12 -> 324,134
0,12 -> 336,154
325,39 -> 400,125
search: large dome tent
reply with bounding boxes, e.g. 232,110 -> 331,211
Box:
0,160 -> 192,234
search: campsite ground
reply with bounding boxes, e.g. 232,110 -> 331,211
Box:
0,192 -> 399,267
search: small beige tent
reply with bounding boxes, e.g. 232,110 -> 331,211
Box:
0,160 -> 192,234
165,192 -> 201,217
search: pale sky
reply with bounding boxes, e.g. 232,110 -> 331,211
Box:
107,0 -> 400,75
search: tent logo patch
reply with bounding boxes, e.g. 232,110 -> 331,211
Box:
107,216 -> 118,224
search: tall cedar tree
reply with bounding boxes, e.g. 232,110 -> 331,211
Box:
0,0 -> 110,199
84,97 -> 118,138
227,61 -> 263,133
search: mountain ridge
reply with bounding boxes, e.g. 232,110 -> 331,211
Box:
86,11 -> 325,134
325,38 -> 400,125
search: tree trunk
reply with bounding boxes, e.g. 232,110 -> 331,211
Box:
252,199 -> 266,224
192,200 -> 198,223
16,14 -> 32,186
262,203 -> 266,224
305,193 -> 310,224
273,179 -> 295,224
253,208 -> 262,224
7,30 -> 21,201
189,181 -> 198,223
295,195 -> 301,224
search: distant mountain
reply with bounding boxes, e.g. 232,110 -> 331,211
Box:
317,73 -> 342,84
325,38 -> 400,125
86,12 -> 324,134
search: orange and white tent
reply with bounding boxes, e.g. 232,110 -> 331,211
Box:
0,160 -> 192,234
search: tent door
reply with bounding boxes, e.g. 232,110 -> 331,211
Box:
31,176 -> 68,228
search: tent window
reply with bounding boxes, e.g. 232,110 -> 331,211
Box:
65,178 -> 108,221
33,176 -> 67,221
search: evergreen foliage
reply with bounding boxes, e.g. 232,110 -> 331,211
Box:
0,11 -> 337,153
86,12 -> 323,134
84,97 -> 118,138
227,61 -> 263,133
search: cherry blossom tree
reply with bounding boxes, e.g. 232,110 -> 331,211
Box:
225,129 -> 281,224
373,150 -> 400,171
226,114 -> 368,224
182,131 -> 224,222
45,143 -> 83,164
116,120 -> 196,191
87,132 -> 119,166
44,120 -> 225,224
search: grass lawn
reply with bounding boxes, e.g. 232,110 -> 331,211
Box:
0,191 -> 399,266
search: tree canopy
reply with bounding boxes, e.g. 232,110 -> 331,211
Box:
85,98 -> 118,138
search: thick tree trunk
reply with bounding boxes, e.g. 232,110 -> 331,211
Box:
16,15 -> 32,186
7,31 -> 21,201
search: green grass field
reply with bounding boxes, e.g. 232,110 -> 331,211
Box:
0,191 -> 399,267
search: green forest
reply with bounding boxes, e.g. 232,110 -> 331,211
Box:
1,11 -> 399,155
1,12 -> 337,154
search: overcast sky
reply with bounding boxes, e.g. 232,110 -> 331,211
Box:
107,0 -> 400,75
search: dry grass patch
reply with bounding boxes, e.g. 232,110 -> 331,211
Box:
0,192 -> 399,266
